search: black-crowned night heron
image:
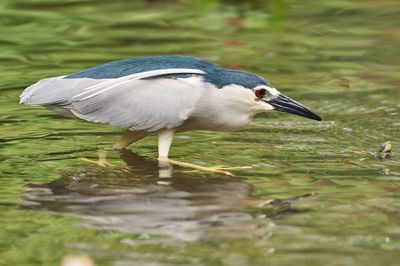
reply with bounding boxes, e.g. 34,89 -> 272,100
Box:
20,56 -> 321,174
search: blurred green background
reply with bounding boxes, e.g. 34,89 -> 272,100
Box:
0,0 -> 399,265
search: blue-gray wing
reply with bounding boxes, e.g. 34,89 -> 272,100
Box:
70,76 -> 207,132
20,69 -> 206,132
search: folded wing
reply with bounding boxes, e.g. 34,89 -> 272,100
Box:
20,69 -> 206,132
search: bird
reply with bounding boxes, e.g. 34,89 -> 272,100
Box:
20,56 -> 321,174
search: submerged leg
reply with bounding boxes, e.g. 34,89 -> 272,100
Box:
79,130 -> 147,168
78,149 -> 117,168
113,129 -> 148,150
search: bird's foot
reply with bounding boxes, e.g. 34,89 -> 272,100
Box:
78,157 -> 115,168
78,150 -> 130,171
159,158 -> 251,176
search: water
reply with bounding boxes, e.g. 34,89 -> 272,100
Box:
1,0 -> 400,265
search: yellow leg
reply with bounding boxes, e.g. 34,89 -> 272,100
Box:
78,149 -> 118,168
158,158 -> 251,176
113,129 -> 148,149
78,130 -> 147,169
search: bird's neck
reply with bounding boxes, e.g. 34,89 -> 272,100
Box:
215,85 -> 272,130
186,84 -> 272,132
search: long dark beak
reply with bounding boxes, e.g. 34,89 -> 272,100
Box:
268,94 -> 322,121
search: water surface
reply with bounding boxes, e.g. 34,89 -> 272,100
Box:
1,0 -> 400,265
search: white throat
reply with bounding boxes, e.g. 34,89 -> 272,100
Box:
187,83 -> 274,131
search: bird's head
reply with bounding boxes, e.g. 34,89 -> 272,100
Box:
206,68 -> 322,121
214,69 -> 321,121
249,84 -> 322,121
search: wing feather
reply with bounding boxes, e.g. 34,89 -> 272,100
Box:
20,68 -> 204,106
20,68 -> 206,132
71,68 -> 205,101
70,77 -> 205,131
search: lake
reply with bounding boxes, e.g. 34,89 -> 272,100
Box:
0,0 -> 399,265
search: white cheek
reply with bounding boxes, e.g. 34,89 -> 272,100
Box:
264,102 -> 274,110
254,101 -> 274,112
215,84 -> 275,115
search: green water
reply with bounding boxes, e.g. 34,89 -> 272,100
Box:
1,0 -> 400,265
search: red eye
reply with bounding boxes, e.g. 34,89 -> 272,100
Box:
255,89 -> 266,98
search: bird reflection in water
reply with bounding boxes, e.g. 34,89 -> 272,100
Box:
21,150 -> 307,242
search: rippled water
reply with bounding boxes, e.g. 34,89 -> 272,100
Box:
1,0 -> 400,265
